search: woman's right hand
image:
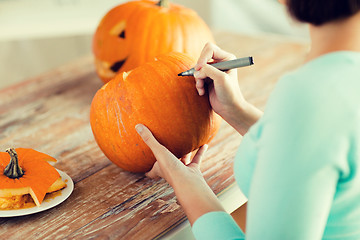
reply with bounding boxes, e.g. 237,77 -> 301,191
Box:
194,43 -> 245,119
194,43 -> 262,135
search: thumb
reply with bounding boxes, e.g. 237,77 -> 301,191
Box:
191,144 -> 208,166
136,124 -> 183,178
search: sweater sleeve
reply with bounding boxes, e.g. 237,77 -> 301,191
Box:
194,59 -> 355,239
243,74 -> 349,239
192,211 -> 245,240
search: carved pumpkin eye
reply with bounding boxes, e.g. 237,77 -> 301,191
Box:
110,20 -> 126,39
118,30 -> 125,39
108,20 -> 127,72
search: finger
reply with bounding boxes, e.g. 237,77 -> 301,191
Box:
136,124 -> 182,171
195,43 -> 236,70
195,79 -> 206,96
181,152 -> 192,165
145,163 -> 161,179
145,170 -> 157,179
191,144 -> 208,166
136,124 -> 164,154
194,64 -> 229,86
195,79 -> 205,89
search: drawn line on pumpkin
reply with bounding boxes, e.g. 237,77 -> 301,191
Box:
115,101 -> 127,137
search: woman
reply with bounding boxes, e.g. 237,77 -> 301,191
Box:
136,0 -> 360,239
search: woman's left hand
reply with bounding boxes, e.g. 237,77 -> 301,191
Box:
135,124 -> 208,185
135,123 -> 225,225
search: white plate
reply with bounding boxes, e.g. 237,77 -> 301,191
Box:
0,169 -> 74,217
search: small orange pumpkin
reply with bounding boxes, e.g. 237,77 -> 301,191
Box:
0,148 -> 65,208
90,52 -> 221,172
93,0 -> 215,83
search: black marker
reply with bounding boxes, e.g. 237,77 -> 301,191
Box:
178,56 -> 254,77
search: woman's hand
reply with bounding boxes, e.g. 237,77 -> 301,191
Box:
194,42 -> 244,117
194,43 -> 263,135
135,124 -> 207,184
136,124 -> 225,225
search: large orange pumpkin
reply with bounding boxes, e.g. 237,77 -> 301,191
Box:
90,52 -> 221,172
93,0 -> 215,83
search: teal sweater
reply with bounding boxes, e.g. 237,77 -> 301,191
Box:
192,51 -> 360,239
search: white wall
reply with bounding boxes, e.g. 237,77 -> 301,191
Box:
0,0 -> 308,89
211,0 -> 308,37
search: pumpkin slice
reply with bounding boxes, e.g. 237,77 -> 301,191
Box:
0,148 -> 66,208
0,177 -> 66,210
0,177 -> 66,197
47,177 -> 66,193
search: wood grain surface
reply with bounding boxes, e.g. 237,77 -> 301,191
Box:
0,31 -> 309,239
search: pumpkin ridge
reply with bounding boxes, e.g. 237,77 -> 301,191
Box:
134,63 -> 166,141
165,54 -> 218,148
128,69 -> 160,171
169,55 -> 207,149
158,11 -> 174,55
144,62 -> 175,146
92,76 -> 142,171
149,55 -> 197,156
130,5 -> 158,68
145,11 -> 166,63
169,14 -> 184,54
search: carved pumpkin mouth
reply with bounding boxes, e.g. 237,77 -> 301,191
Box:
94,19 -> 128,82
95,58 -> 127,81
110,59 -> 127,72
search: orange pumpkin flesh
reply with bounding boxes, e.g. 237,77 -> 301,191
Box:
93,0 -> 215,83
0,148 -> 66,208
90,52 -> 221,173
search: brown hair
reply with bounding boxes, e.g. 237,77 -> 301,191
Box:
286,0 -> 360,25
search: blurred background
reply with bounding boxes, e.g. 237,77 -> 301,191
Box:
0,0 -> 308,89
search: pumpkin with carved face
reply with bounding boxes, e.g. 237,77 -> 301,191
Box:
93,0 -> 215,83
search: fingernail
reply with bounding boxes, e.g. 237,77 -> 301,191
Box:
135,124 -> 143,134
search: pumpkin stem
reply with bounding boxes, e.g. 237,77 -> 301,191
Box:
156,0 -> 169,8
4,148 -> 24,179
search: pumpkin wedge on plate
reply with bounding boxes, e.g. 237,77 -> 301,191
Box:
0,148 -> 67,210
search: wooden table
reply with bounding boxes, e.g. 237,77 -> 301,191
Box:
0,32 -> 308,239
